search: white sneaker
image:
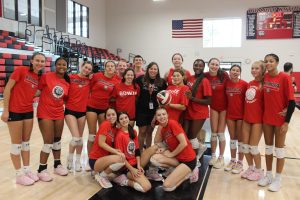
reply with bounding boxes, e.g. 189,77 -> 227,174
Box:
67,159 -> 73,171
75,161 -> 82,172
258,174 -> 273,187
268,178 -> 281,192
197,144 -> 207,158
209,157 -> 217,166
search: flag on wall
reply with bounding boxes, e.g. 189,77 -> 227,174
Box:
172,19 -> 203,38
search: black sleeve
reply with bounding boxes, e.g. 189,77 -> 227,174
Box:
135,148 -> 141,157
285,100 -> 295,123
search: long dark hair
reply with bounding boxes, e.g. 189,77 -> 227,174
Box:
122,68 -> 137,89
143,62 -> 163,87
117,112 -> 135,140
30,52 -> 46,76
105,107 -> 117,127
80,60 -> 93,77
191,59 -> 205,97
55,57 -> 70,83
208,58 -> 226,82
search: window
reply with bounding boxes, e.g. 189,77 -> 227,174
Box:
68,0 -> 89,38
203,18 -> 242,48
3,0 -> 41,26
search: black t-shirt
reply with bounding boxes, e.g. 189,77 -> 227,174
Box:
136,75 -> 167,114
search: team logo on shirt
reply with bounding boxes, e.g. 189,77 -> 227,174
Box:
127,140 -> 135,155
264,81 -> 280,92
25,75 -> 38,88
119,91 -> 137,97
245,87 -> 256,103
167,89 -> 180,96
226,88 -> 242,96
52,85 -> 64,99
210,80 -> 222,90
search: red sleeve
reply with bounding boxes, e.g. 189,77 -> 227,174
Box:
170,120 -> 185,137
10,68 -> 23,82
98,121 -> 111,137
285,75 -> 295,100
202,78 -> 212,96
114,132 -> 124,151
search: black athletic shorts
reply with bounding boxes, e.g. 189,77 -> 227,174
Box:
86,106 -> 105,115
89,159 -> 97,171
8,111 -> 33,121
64,108 -> 86,119
136,113 -> 155,127
181,158 -> 197,171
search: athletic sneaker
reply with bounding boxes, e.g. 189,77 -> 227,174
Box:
162,167 -> 175,178
190,167 -> 199,183
54,165 -> 68,176
213,158 -> 224,169
224,160 -> 236,171
113,174 -> 128,186
209,156 -> 217,166
25,170 -> 39,182
197,144 -> 207,158
37,170 -> 53,182
95,173 -> 113,188
16,174 -> 35,186
232,161 -> 243,174
67,159 -> 73,171
196,159 -> 201,168
268,178 -> 281,192
75,161 -> 82,172
258,174 -> 273,187
241,167 -> 253,179
146,169 -> 163,181
247,169 -> 264,181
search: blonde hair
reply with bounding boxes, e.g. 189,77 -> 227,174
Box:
252,60 -> 266,89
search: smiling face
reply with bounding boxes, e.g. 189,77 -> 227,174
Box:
172,71 -> 184,85
80,63 -> 93,77
208,59 -> 220,75
229,66 -> 241,80
148,64 -> 159,79
133,57 -> 143,68
31,54 -> 46,74
264,55 -> 278,73
124,69 -> 135,84
55,58 -> 68,75
117,61 -> 128,74
172,54 -> 183,68
118,113 -> 130,128
193,61 -> 205,75
156,108 -> 168,125
251,62 -> 265,79
105,108 -> 117,124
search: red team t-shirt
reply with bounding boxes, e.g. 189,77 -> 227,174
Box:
167,68 -> 191,86
161,120 -> 196,162
166,85 -> 189,121
185,76 -> 212,120
87,72 -> 120,110
89,120 -> 116,160
9,67 -> 39,113
205,72 -> 229,112
37,72 -> 70,120
226,79 -> 248,120
263,72 -> 295,126
244,80 -> 264,124
112,82 -> 140,120
65,74 -> 90,112
115,129 -> 139,166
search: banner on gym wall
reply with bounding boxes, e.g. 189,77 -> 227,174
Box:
246,6 -> 300,39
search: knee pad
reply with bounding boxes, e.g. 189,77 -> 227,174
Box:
133,182 -> 145,192
70,137 -> 79,147
53,140 -> 61,151
21,141 -> 30,151
109,162 -> 125,171
250,146 -> 259,155
275,147 -> 285,159
242,144 -> 249,154
150,156 -> 161,167
211,133 -> 218,142
265,145 -> 273,155
11,144 -> 22,155
230,140 -> 237,149
42,144 -> 53,153
190,138 -> 200,149
217,133 -> 226,142
163,185 -> 176,192
88,134 -> 95,142
238,142 -> 243,153
77,137 -> 83,146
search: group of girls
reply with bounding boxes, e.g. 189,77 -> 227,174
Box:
1,51 -> 295,193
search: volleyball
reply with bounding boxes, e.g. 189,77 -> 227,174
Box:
156,90 -> 172,105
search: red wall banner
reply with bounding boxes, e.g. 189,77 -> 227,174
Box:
247,6 -> 300,39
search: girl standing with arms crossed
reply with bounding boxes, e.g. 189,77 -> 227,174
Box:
205,58 -> 229,169
258,53 -> 295,192
65,61 -> 93,172
36,57 -> 70,181
1,52 -> 46,186
241,61 -> 265,181
224,65 -> 248,174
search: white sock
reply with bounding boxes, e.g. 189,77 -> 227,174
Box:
16,169 -> 22,176
68,153 -> 74,161
100,171 -> 108,177
133,182 -> 144,192
275,173 -> 282,180
23,166 -> 30,173
212,153 -> 216,157
266,171 -> 273,177
75,154 -> 81,162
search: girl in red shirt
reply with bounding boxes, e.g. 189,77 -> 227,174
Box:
151,107 -> 197,191
112,68 -> 140,126
258,54 -> 295,192
241,60 -> 265,181
1,52 -> 46,186
65,61 -> 93,172
164,53 -> 191,86
36,57 -> 70,182
165,68 -> 189,122
184,59 -> 211,172
225,65 -> 248,174
86,61 -> 119,170
205,58 -> 229,169
88,108 -> 126,189
114,112 -> 151,193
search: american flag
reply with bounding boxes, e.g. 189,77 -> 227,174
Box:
172,19 -> 203,38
